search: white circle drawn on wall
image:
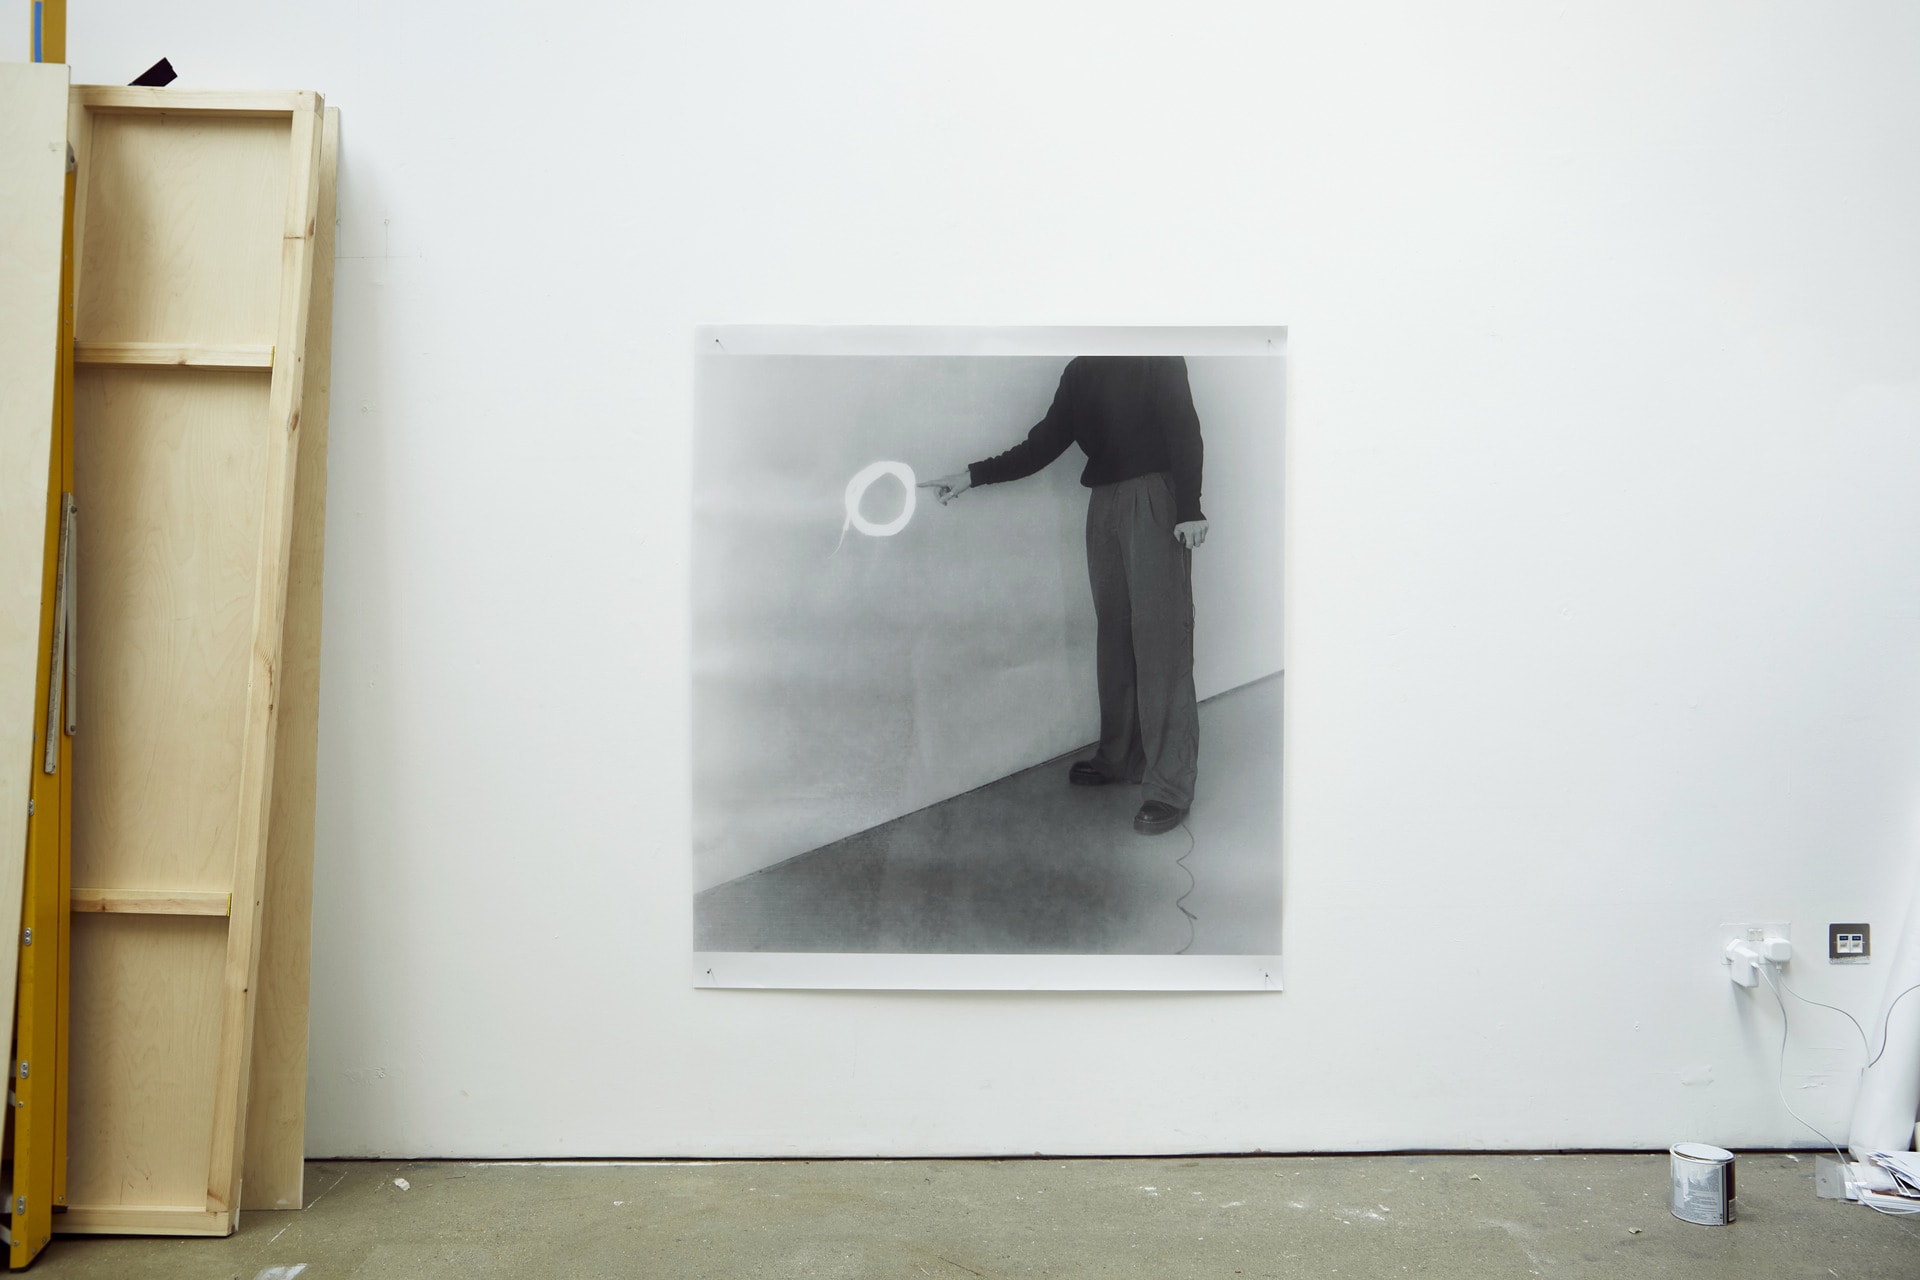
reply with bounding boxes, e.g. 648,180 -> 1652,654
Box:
843,461 -> 917,537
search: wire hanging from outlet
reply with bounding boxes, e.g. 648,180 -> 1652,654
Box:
1758,963 -> 1920,1225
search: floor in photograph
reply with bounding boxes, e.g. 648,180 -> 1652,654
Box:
31,1153 -> 1920,1278
695,674 -> 1282,955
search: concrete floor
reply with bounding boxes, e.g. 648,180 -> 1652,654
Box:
31,1153 -> 1920,1278
696,675 -> 1282,955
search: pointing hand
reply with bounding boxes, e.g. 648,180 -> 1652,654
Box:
918,471 -> 972,505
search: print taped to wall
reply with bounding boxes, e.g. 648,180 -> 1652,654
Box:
692,327 -> 1284,991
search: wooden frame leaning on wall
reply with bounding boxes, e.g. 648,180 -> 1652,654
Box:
59,85 -> 327,1238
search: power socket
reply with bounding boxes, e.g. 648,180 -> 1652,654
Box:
1720,922 -> 1791,987
1718,921 -> 1790,954
1829,923 -> 1870,965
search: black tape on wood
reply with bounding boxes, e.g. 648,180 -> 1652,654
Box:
129,58 -> 177,87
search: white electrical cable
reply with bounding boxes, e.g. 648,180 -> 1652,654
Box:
1852,880 -> 1920,1159
1768,968 -> 1920,1073
1759,962 -> 1920,1222
1757,966 -> 1854,1159
1869,984 -> 1920,1070
1769,968 -> 1872,1058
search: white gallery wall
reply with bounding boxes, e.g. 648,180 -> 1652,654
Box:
28,1 -> 1920,1154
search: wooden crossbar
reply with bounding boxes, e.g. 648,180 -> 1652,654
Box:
74,342 -> 273,370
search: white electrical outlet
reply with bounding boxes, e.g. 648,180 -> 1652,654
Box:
1717,921 -> 1791,952
1718,922 -> 1790,987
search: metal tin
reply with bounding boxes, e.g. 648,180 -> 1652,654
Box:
1671,1143 -> 1736,1225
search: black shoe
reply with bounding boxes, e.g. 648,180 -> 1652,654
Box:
1068,761 -> 1113,787
1133,801 -> 1187,835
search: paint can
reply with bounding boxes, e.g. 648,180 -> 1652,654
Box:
1670,1143 -> 1736,1225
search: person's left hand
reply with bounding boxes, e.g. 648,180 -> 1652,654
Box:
1175,520 -> 1209,549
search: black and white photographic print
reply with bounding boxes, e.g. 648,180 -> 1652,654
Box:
692,327 -> 1284,990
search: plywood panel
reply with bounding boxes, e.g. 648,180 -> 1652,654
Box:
0,61 -> 71,1073
244,105 -> 340,1212
65,915 -> 226,1207
62,86 -> 325,1238
75,114 -> 287,347
2,62 -> 75,1269
73,368 -> 270,893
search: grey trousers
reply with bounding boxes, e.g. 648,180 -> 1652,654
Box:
1084,472 -> 1199,809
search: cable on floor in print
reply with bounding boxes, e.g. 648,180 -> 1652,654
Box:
1172,822 -> 1198,955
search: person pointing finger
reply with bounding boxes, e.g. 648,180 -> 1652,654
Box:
926,355 -> 1207,837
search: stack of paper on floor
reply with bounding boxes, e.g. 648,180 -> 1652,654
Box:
1814,1152 -> 1920,1214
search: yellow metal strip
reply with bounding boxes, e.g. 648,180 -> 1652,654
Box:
8,156 -> 74,1275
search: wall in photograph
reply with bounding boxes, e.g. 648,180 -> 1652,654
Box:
693,351 -> 1283,890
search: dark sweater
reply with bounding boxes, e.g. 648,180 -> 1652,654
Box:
967,355 -> 1206,523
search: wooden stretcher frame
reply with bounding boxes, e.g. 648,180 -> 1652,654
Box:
243,104 -> 340,1213
59,85 -> 325,1238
